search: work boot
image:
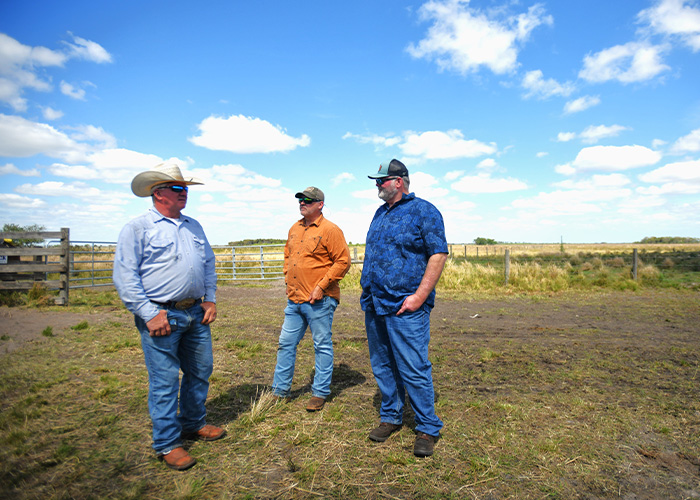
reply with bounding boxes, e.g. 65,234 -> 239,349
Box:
306,396 -> 326,412
368,422 -> 402,442
158,447 -> 196,471
413,432 -> 437,457
182,424 -> 226,442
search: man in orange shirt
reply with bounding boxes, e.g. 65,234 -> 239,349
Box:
272,187 -> 351,411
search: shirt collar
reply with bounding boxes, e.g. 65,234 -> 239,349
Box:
385,192 -> 415,210
297,212 -> 325,227
149,206 -> 189,223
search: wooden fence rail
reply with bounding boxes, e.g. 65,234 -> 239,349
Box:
0,228 -> 70,305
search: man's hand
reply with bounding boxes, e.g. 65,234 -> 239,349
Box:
397,294 -> 424,315
396,252 -> 448,316
308,285 -> 324,304
201,301 -> 217,325
147,310 -> 171,337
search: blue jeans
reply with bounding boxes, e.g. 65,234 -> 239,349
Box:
135,303 -> 213,454
365,306 -> 443,437
272,297 -> 338,399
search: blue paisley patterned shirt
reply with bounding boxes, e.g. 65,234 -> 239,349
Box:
360,192 -> 448,315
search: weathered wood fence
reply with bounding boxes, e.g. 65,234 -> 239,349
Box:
0,229 -> 70,305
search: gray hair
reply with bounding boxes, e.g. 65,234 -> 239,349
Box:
401,175 -> 410,189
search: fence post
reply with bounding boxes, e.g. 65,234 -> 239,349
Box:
505,249 -> 510,285
59,227 -> 70,305
231,247 -> 236,279
353,247 -> 358,261
260,246 -> 265,279
632,248 -> 638,281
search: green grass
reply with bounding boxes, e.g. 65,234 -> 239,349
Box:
1,285 -> 700,498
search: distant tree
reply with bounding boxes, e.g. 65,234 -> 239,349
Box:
474,237 -> 498,245
1,223 -> 46,247
637,236 -> 700,244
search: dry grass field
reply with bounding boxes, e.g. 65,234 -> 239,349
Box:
1,284 -> 700,499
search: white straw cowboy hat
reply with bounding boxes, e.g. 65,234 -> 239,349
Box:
131,163 -> 204,197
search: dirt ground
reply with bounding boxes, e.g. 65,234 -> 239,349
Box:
2,285 -> 699,498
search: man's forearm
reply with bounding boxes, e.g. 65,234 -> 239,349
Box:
414,253 -> 448,302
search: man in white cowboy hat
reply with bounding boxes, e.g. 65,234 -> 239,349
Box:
113,163 -> 224,471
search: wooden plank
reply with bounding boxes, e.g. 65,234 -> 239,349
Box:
0,263 -> 66,273
0,280 -> 63,290
0,248 -> 63,256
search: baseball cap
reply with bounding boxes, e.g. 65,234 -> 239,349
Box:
295,186 -> 325,201
368,159 -> 409,179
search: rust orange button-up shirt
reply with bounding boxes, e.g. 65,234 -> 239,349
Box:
284,214 -> 351,304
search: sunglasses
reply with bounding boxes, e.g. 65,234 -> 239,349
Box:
298,198 -> 320,204
375,177 -> 398,186
157,185 -> 188,193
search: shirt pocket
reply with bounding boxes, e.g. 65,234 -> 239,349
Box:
147,238 -> 175,263
305,235 -> 322,254
192,236 -> 206,259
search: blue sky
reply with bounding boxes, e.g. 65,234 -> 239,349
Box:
1,0 -> 699,245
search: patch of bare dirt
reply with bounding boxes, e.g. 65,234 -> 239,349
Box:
0,306 -> 115,355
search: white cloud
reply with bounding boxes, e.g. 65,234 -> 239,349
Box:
557,132 -> 576,142
572,145 -> 662,172
638,0 -> 700,52
48,163 -> 99,179
15,180 -> 104,199
579,41 -> 670,83
554,163 -> 576,176
189,114 -> 311,154
536,152 -> 548,158
41,107 -> 64,120
476,158 -> 497,170
342,132 -> 401,148
410,171 -> 449,199
63,32 -> 113,63
670,128 -> 700,153
407,0 -> 552,75
451,173 -> 527,193
351,189 -> 381,201
400,129 -> 496,160
444,170 -> 464,181
579,124 -> 629,144
639,159 -> 700,183
0,163 -> 40,176
60,81 -> 87,100
331,172 -> 356,187
563,95 -> 601,114
521,70 -> 575,99
0,114 -> 78,158
0,32 -> 111,111
0,193 -> 47,209
510,187 -> 631,216
344,128 -> 495,161
553,173 -> 631,189
188,164 -> 282,193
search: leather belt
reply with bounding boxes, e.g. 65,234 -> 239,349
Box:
151,298 -> 201,310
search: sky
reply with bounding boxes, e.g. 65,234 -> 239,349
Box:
1,0 -> 699,245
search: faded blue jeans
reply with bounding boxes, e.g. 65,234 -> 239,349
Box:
365,306 -> 443,437
272,296 -> 338,399
135,303 -> 213,454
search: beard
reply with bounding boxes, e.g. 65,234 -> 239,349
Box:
378,183 -> 398,202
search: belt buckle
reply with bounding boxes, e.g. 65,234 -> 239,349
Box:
174,298 -> 196,310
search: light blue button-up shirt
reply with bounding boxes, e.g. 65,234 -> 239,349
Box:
113,207 -> 217,322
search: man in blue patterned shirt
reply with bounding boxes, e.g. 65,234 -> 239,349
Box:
114,163 -> 225,471
361,159 -> 448,457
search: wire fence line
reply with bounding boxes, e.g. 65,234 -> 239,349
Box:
4,237 -> 699,293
